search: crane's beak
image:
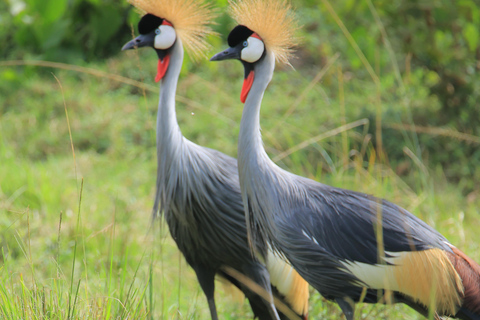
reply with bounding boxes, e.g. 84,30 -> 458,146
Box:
210,46 -> 241,61
122,33 -> 155,51
211,46 -> 255,104
122,32 -> 170,82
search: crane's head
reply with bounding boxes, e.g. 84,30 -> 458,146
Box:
121,0 -> 216,82
210,0 -> 298,103
211,25 -> 265,103
122,14 -> 177,82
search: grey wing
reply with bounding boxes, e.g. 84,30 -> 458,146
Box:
277,215 -> 368,300
300,182 -> 451,264
275,180 -> 452,299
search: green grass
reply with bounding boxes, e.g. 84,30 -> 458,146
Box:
1,42 -> 479,319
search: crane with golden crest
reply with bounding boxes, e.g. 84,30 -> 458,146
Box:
121,0 -> 309,319
211,0 -> 480,319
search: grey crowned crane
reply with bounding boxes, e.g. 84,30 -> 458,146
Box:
210,0 -> 480,319
121,0 -> 309,319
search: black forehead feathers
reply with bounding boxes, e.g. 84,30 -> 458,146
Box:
228,25 -> 254,47
138,14 -> 164,35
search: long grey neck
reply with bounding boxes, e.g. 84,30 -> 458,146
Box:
238,51 -> 287,242
153,38 -> 184,217
238,51 -> 275,179
157,38 -> 184,151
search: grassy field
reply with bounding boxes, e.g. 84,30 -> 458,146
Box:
1,33 -> 480,319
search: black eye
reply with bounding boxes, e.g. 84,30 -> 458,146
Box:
243,40 -> 248,47
155,29 -> 161,35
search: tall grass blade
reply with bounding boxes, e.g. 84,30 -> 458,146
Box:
68,179 -> 84,320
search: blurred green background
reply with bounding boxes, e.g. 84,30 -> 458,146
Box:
1,0 -> 479,319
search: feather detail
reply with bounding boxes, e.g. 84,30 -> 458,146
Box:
342,248 -> 464,315
128,0 -> 217,59
267,250 -> 309,317
446,245 -> 480,314
228,0 -> 299,65
393,249 -> 463,314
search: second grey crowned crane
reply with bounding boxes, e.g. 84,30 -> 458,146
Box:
211,0 -> 480,319
121,0 -> 309,319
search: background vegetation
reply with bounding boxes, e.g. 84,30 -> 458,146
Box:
1,0 -> 479,318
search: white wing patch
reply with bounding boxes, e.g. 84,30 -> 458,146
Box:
267,250 -> 294,294
340,260 -> 399,291
266,249 -> 309,316
340,249 -> 463,314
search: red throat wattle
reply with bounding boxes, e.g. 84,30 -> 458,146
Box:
241,70 -> 255,103
155,55 -> 170,82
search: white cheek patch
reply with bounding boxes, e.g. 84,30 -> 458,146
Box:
241,37 -> 265,63
154,25 -> 176,50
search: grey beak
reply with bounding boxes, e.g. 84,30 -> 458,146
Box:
210,46 -> 241,61
122,33 -> 155,51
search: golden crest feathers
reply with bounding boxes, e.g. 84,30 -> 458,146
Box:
229,0 -> 299,65
128,0 -> 216,58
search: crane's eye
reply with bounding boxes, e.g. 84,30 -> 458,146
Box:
241,36 -> 265,63
154,25 -> 176,50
